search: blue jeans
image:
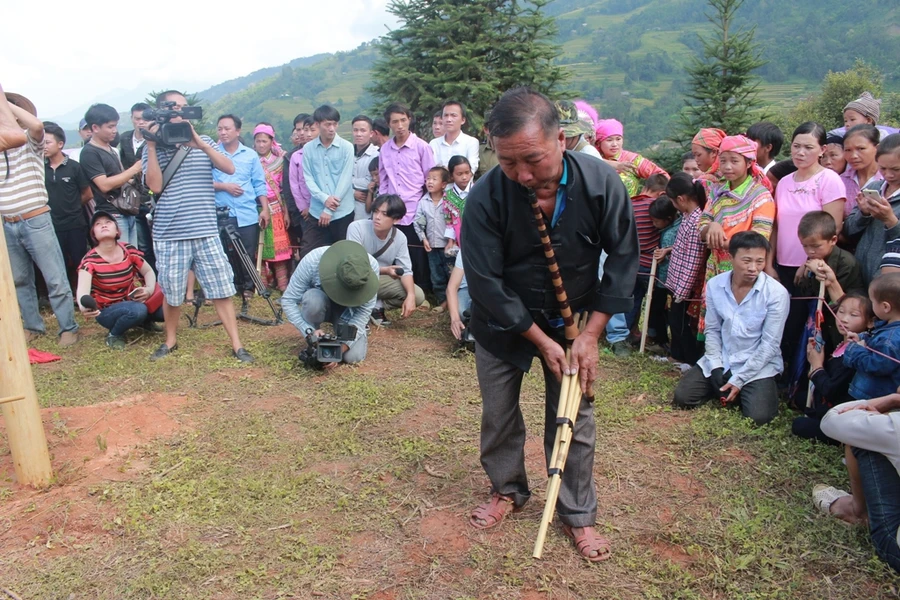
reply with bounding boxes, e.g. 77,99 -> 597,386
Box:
95,301 -> 163,337
599,251 -> 629,344
297,288 -> 367,363
427,249 -> 453,304
114,214 -> 137,246
4,212 -> 77,335
457,287 -> 472,316
854,447 -> 900,572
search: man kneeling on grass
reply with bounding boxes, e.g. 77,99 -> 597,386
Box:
281,240 -> 378,366
673,231 -> 789,425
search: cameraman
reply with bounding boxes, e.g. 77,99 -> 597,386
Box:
141,90 -> 253,363
281,240 -> 378,366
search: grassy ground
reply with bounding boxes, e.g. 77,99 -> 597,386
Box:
2,299 -> 900,599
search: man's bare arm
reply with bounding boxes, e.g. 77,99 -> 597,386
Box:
0,84 -> 28,150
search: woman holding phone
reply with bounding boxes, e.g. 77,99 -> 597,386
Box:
76,210 -> 164,349
844,134 -> 900,284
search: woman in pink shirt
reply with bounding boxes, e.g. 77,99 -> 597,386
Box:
841,124 -> 883,216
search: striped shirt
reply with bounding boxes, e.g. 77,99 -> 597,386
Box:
0,132 -> 49,216
79,243 -> 145,309
632,194 -> 660,269
142,136 -> 221,241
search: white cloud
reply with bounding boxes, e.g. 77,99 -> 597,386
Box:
1,0 -> 393,121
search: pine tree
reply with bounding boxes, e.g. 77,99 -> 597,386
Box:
369,0 -> 568,135
677,0 -> 766,141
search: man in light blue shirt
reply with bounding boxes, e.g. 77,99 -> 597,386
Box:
212,114 -> 269,303
674,231 -> 789,425
302,105 -> 355,251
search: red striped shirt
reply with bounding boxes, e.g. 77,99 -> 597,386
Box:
78,243 -> 145,309
632,194 -> 660,269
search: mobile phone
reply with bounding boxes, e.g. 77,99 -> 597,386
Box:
861,189 -> 883,202
128,288 -> 139,299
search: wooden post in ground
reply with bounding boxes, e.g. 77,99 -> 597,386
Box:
0,222 -> 52,486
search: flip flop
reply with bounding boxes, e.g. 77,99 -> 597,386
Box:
812,484 -> 850,515
469,493 -> 519,530
562,524 -> 612,562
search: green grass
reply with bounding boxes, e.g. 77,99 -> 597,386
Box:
2,302 -> 900,598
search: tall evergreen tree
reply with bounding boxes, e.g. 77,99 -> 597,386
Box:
369,0 -> 567,135
677,0 -> 766,141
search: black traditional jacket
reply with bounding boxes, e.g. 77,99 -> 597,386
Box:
461,151 -> 639,371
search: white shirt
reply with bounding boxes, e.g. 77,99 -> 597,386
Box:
352,143 -> 379,192
132,133 -> 145,156
761,160 -> 777,175
429,131 -> 480,172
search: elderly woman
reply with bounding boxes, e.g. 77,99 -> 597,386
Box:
76,211 -> 163,349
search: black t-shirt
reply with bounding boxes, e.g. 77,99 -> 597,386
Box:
80,142 -> 124,215
44,157 -> 90,231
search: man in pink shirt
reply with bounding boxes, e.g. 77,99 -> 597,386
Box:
379,102 -> 436,291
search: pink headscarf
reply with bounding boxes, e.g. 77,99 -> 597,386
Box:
253,124 -> 282,156
719,134 -> 771,191
595,119 -> 624,143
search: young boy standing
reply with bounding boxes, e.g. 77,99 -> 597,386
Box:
414,166 -> 452,309
346,194 -> 426,326
746,122 -> 784,175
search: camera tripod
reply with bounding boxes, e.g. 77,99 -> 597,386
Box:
186,219 -> 283,328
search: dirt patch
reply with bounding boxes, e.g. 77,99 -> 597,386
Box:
420,509 -> 470,557
649,539 -> 694,567
0,393 -> 190,549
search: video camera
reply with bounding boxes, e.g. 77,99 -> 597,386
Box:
299,323 -> 358,369
141,101 -> 203,146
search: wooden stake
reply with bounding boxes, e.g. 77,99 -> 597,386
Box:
639,256 -> 659,353
806,280 -> 827,409
256,235 -> 265,277
0,223 -> 52,487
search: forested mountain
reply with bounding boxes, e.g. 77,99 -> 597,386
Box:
204,0 -> 900,152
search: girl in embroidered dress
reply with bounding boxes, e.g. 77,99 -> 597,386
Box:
254,123 -> 292,291
443,155 -> 473,256
593,119 -> 668,198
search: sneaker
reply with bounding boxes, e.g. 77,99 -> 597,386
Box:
232,348 -> 254,363
58,331 -> 79,347
419,300 -> 431,311
150,343 -> 177,361
610,340 -> 633,357
370,308 -> 391,327
106,334 -> 126,350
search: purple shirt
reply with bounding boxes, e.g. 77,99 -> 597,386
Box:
379,133 -> 435,226
841,168 -> 883,217
289,148 -> 312,213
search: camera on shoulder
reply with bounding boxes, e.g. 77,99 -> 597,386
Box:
140,101 -> 203,147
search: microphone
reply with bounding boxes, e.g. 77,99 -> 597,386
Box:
80,295 -> 98,310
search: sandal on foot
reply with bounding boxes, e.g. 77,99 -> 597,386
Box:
469,493 -> 519,530
812,484 -> 850,515
562,525 -> 612,563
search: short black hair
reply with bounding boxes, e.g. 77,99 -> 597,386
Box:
791,121 -> 827,147
313,105 -> 340,123
43,121 -> 66,145
383,102 -> 413,123
302,115 -> 316,127
130,102 -> 151,115
429,166 -> 451,183
447,155 -> 472,175
368,156 -> 379,172
293,113 -> 311,127
798,211 -> 837,240
372,194 -> 407,220
768,159 -> 798,183
870,272 -> 900,312
649,196 -> 677,221
433,110 -> 443,120
642,174 -> 669,194
838,291 -> 875,323
845,124 -> 881,147
442,100 -> 467,120
372,118 -> 390,136
487,87 -> 558,140
352,115 -> 374,128
217,114 -> 242,130
729,231 -> 770,256
155,90 -> 185,108
84,103 -> 119,128
681,151 -> 695,163
746,122 -> 784,157
877,133 -> 900,160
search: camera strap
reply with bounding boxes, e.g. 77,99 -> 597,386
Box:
372,227 -> 396,260
149,146 -> 192,212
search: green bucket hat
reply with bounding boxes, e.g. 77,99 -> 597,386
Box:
555,100 -> 592,138
318,240 -> 379,307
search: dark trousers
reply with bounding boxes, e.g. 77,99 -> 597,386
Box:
776,263 -> 808,377
397,223 -> 431,293
219,217 -> 260,293
427,249 -> 453,304
673,365 -> 779,425
55,227 -> 88,294
95,301 -> 164,337
854,447 -> 900,572
475,342 -> 597,527
624,264 -> 651,332
135,214 -> 156,271
668,300 -> 704,365
648,286 -> 670,344
298,213 -> 354,260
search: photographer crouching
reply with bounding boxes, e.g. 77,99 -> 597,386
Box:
281,240 -> 378,368
141,90 -> 253,363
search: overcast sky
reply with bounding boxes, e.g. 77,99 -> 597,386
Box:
2,0 -> 393,123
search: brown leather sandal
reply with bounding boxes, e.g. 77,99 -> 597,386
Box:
562,524 -> 612,562
469,493 -> 520,530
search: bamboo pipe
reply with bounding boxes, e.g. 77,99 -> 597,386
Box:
0,222 -> 52,486
639,256 -> 660,353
